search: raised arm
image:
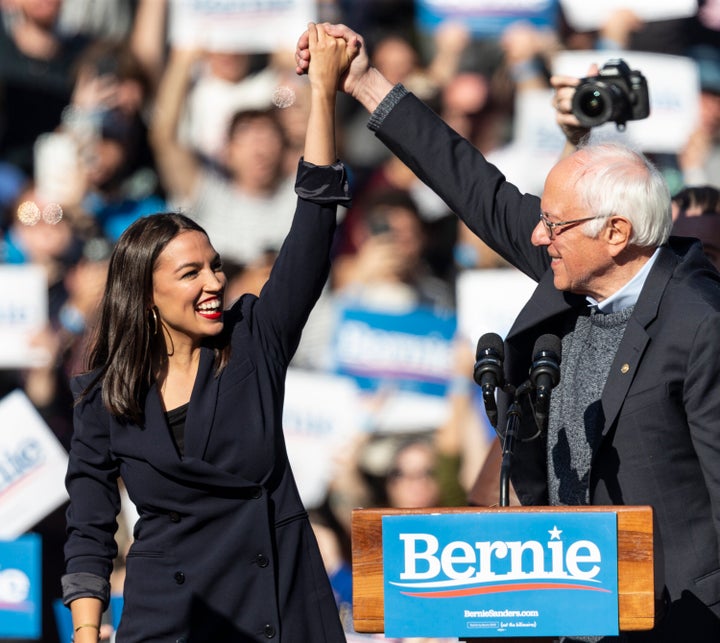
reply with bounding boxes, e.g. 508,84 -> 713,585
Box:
129,0 -> 169,93
297,23 -> 597,163
148,46 -> 201,202
245,24 -> 354,361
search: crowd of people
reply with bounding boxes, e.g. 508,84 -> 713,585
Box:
1,1 -> 720,642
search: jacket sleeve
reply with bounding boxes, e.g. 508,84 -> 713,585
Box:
64,378 -> 121,586
243,159 -> 350,365
685,309 -> 720,557
372,88 -> 550,282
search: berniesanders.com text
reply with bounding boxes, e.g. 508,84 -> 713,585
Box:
464,609 -> 539,618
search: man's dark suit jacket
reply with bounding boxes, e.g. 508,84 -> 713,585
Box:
64,163 -> 348,642
372,90 -> 720,641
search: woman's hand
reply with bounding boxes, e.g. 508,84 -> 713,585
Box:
305,22 -> 356,96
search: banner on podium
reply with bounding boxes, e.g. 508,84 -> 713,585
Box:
382,511 -> 619,638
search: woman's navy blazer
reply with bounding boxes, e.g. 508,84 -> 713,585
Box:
64,162 -> 349,642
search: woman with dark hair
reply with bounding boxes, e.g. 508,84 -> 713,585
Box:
62,24 -> 354,643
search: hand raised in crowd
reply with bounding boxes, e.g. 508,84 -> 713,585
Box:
501,21 -> 558,68
599,8 -> 644,49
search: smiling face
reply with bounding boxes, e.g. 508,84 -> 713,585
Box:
531,154 -> 617,300
152,230 -> 226,348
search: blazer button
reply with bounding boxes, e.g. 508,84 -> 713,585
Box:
169,511 -> 181,523
176,638 -> 187,643
263,624 -> 276,638
174,571 -> 185,584
255,553 -> 269,568
252,487 -> 262,499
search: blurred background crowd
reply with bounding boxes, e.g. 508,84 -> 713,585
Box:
0,0 -> 719,641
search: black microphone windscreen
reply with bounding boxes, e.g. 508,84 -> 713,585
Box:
533,334 -> 561,361
476,332 -> 504,360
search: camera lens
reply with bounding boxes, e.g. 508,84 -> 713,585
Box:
572,83 -> 614,127
579,90 -> 605,117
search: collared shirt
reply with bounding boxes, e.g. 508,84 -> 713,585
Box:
587,247 -> 661,313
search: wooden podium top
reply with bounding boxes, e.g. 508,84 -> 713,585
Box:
351,505 -> 656,635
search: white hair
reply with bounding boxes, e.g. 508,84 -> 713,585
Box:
573,142 -> 672,246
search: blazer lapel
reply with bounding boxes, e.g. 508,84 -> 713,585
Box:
184,346 -> 219,459
139,347 -> 219,466
600,247 -> 676,436
141,383 -> 179,465
504,251 -> 677,439
140,360 -> 255,490
507,270 -> 583,340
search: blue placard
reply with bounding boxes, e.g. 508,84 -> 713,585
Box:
416,0 -> 559,38
331,305 -> 457,397
0,534 -> 42,639
382,512 -> 619,638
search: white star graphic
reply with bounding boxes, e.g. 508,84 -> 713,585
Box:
548,525 -> 562,540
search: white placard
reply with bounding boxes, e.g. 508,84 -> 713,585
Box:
282,369 -> 363,508
169,0 -> 317,52
552,50 -> 701,153
0,390 -> 69,538
34,132 -> 82,206
364,389 -> 450,434
559,0 -> 698,32
487,88 -> 567,195
0,265 -> 50,369
456,268 -> 537,345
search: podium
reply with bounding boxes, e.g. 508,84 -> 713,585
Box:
351,505 -> 657,640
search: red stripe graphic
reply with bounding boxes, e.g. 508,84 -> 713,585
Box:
400,582 -> 611,598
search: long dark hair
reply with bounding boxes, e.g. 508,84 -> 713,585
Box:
81,213 -> 230,423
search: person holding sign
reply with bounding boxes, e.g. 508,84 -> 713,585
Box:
296,23 -> 720,642
61,23 -> 353,643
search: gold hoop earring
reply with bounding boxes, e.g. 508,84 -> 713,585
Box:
148,307 -> 159,336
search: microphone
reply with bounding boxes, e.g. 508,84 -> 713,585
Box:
529,334 -> 561,430
473,333 -> 505,427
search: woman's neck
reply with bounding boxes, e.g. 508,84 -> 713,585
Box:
156,344 -> 202,411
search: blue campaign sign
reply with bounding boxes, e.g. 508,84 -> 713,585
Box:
0,534 -> 42,639
416,0 -> 559,38
382,512 -> 619,638
331,306 -> 457,397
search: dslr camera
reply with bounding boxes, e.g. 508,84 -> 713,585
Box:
571,59 -> 650,129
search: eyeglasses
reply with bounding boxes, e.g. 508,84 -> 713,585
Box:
539,212 -> 608,239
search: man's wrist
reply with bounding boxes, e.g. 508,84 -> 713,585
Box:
352,67 -> 396,115
367,82 -> 408,132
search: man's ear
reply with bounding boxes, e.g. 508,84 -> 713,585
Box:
604,215 -> 632,257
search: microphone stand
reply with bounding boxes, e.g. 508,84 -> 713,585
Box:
475,334 -> 560,508
498,381 -> 533,508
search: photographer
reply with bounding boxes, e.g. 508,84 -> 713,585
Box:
551,61 -> 645,158
297,23 -> 720,641
553,59 -> 648,137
